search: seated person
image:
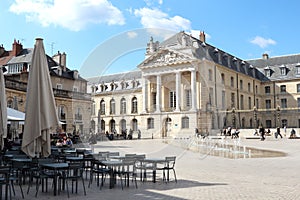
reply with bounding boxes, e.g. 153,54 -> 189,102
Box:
65,137 -> 73,146
290,128 -> 296,139
56,139 -> 64,147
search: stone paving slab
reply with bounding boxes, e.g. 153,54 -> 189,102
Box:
11,137 -> 300,200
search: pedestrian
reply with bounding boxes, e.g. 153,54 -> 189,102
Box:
275,127 -> 283,139
253,129 -> 259,136
259,126 -> 265,141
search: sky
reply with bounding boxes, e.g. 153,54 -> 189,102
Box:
1,0 -> 300,78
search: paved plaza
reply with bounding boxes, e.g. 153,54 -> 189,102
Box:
19,136 -> 300,200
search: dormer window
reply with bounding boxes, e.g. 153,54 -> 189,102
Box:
73,70 -> 78,79
296,65 -> 300,75
264,66 -> 271,77
279,65 -> 287,76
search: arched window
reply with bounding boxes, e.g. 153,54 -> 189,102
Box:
120,98 -> 126,114
110,99 -> 115,114
100,100 -> 105,115
147,118 -> 154,129
132,118 -> 138,131
58,105 -> 66,120
120,119 -> 126,132
182,116 -> 189,129
131,97 -> 138,113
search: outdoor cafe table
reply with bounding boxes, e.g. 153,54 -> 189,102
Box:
143,158 -> 166,183
40,163 -> 69,196
65,156 -> 83,162
101,160 -> 123,189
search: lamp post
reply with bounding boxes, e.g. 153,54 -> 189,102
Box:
276,106 -> 281,127
232,108 -> 236,128
253,106 -> 257,128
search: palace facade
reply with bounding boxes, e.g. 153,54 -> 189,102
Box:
87,31 -> 300,138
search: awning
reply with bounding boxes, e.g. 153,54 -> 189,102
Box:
7,107 -> 25,121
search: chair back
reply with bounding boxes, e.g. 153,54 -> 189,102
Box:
165,156 -> 176,168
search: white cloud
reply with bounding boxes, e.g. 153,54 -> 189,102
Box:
127,31 -> 138,39
9,0 -> 125,31
250,36 -> 276,48
144,0 -> 163,6
134,7 -> 191,35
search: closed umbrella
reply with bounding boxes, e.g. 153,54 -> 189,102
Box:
0,66 -> 7,150
21,38 -> 59,158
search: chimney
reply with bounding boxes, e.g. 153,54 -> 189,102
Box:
61,52 -> 67,71
262,53 -> 269,60
199,31 -> 206,43
12,39 -> 23,56
0,44 -> 5,57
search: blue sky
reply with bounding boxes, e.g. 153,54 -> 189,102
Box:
1,0 -> 300,78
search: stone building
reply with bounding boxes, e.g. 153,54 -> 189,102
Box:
0,39 -> 92,136
87,31 -> 300,138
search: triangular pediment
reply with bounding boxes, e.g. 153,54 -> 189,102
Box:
138,49 -> 194,69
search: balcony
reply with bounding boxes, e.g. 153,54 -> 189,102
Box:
5,78 -> 91,101
53,89 -> 91,101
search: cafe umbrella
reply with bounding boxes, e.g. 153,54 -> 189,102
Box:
21,38 -> 59,158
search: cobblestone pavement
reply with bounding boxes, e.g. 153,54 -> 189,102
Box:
15,137 -> 300,200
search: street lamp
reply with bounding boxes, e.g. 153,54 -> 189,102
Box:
253,106 -> 257,128
276,106 -> 281,127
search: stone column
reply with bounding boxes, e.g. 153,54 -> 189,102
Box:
191,69 -> 197,110
175,71 -> 181,112
142,77 -> 148,113
156,75 -> 161,112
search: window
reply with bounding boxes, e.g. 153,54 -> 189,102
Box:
169,91 -> 176,108
266,99 -> 271,109
296,66 -> 300,75
185,89 -> 191,107
221,73 -> 225,84
280,67 -> 286,76
73,87 -> 78,92
281,98 -> 287,109
132,119 -> 138,131
110,99 -> 115,114
240,95 -> 244,110
298,98 -> 300,111
58,105 -> 66,120
280,85 -> 286,93
131,97 -> 138,113
265,69 -> 271,77
120,119 -> 126,131
222,91 -> 226,109
256,98 -> 259,109
100,100 -> 105,115
147,118 -> 154,129
120,98 -> 126,114
181,117 -> 189,129
248,97 -> 252,110
265,86 -> 271,94
248,83 -> 251,92
56,84 -> 62,90
239,80 -> 243,90
266,120 -> 272,128
297,84 -> 300,93
209,88 -> 214,105
231,93 -> 235,108
208,69 -> 213,81
230,77 -> 234,87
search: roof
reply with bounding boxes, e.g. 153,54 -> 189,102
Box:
86,70 -> 141,85
247,54 -> 300,81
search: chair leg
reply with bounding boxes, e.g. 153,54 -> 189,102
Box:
173,169 -> 177,183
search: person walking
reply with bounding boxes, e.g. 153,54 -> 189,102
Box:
259,126 -> 265,141
275,127 -> 283,139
